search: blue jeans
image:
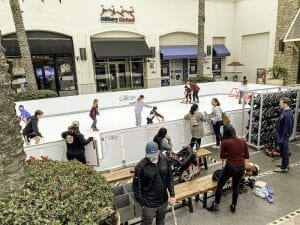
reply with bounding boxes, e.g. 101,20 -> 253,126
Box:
92,119 -> 97,128
213,121 -> 222,145
279,138 -> 289,169
239,91 -> 244,103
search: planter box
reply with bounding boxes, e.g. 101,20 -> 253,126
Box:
123,183 -> 133,193
111,186 -> 126,196
266,79 -> 284,86
113,194 -> 135,223
129,192 -> 143,218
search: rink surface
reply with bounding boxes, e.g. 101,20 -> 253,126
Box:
26,94 -> 246,144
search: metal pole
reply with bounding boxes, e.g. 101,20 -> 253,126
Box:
257,93 -> 264,150
242,93 -> 246,137
291,90 -> 300,140
247,93 -> 255,144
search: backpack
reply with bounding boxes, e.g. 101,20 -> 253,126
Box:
222,112 -> 230,126
190,115 -> 199,126
212,169 -> 223,182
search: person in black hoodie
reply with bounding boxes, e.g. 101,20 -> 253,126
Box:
274,97 -> 294,173
132,141 -> 175,225
22,110 -> 44,145
61,120 -> 93,164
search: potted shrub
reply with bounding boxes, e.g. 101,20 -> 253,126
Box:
0,158 -> 119,225
266,66 -> 288,86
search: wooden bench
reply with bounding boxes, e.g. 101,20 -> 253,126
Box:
102,167 -> 135,184
195,148 -> 213,170
174,174 -> 217,212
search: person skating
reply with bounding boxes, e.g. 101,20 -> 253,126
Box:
89,99 -> 99,131
184,103 -> 206,149
22,110 -> 44,145
18,105 -> 31,124
205,98 -> 223,148
147,106 -> 164,124
61,120 -> 93,164
187,80 -> 200,103
207,125 -> 249,213
238,79 -> 248,104
153,127 -> 173,152
132,141 -> 175,225
132,95 -> 152,126
181,85 -> 192,103
274,97 -> 294,173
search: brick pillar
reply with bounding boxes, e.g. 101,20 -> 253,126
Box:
273,0 -> 300,85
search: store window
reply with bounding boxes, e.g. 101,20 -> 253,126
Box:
57,57 -> 76,91
189,59 -> 197,76
131,58 -> 144,87
95,63 -> 109,91
161,60 -> 170,86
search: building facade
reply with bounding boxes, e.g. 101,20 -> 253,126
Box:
277,0 -> 300,84
0,0 -> 281,95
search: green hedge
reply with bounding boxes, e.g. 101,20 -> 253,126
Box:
0,158 -> 115,225
189,76 -> 215,83
14,90 -> 58,101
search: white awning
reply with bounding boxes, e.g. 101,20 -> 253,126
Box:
284,9 -> 300,42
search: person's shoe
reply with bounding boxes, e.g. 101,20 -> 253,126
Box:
275,163 -> 282,167
207,202 -> 220,212
266,194 -> 274,203
273,168 -> 289,173
230,204 -> 236,213
93,128 -> 99,132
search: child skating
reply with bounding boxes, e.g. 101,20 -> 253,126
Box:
89,99 -> 99,131
181,85 -> 192,104
146,106 -> 164,124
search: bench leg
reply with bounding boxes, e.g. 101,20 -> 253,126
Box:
195,194 -> 200,202
203,192 -> 208,208
188,197 -> 193,213
199,158 -> 203,167
204,157 -> 208,170
182,199 -> 186,207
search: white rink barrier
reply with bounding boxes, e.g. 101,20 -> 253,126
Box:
98,109 -> 248,171
15,82 -> 277,117
24,140 -> 101,167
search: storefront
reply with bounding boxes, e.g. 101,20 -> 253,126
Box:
160,46 -> 198,86
1,31 -> 77,95
91,38 -> 152,91
212,44 -> 231,79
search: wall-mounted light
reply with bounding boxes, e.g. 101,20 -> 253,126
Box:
279,39 -> 285,52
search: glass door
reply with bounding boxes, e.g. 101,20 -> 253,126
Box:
109,64 -> 118,89
109,62 -> 130,90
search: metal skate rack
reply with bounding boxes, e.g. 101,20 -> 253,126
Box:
246,87 -> 300,150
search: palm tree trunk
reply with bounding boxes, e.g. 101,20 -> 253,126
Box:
9,0 -> 37,90
0,31 -> 26,196
197,0 -> 205,78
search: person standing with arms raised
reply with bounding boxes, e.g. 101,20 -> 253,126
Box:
274,97 -> 294,173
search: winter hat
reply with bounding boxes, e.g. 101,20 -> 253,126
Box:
72,120 -> 80,128
145,141 -> 159,158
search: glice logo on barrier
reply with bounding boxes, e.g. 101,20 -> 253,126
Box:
119,95 -> 136,101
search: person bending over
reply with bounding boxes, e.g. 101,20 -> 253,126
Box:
207,125 -> 249,213
61,120 -> 93,164
22,110 -> 43,145
147,106 -> 164,124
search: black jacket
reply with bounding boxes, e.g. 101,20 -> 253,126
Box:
22,116 -> 42,137
277,109 -> 294,140
61,131 -> 93,154
132,154 -> 175,208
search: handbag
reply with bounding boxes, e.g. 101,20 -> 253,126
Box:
221,112 -> 230,126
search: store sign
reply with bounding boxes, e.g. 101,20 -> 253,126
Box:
119,95 -> 136,101
100,5 -> 135,23
212,57 -> 221,78
256,68 -> 266,84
